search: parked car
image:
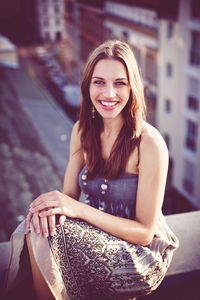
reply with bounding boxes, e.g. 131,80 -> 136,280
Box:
61,84 -> 81,110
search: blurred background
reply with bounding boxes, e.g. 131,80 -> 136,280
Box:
0,0 -> 199,242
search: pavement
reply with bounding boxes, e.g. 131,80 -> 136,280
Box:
0,65 -> 73,242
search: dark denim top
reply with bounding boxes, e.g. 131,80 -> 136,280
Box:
79,166 -> 138,220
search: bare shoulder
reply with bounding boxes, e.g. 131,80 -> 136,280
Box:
70,121 -> 82,155
72,120 -> 80,136
71,121 -> 81,141
140,121 -> 168,160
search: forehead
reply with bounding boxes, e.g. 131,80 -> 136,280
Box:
92,59 -> 128,78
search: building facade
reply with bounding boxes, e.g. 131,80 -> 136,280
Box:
78,0 -> 105,62
63,0 -> 81,83
36,0 -> 66,43
157,0 -> 200,209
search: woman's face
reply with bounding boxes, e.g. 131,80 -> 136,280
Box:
89,59 -> 131,120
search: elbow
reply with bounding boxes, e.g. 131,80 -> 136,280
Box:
140,235 -> 153,246
138,229 -> 154,246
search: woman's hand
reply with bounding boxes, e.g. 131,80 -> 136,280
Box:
26,210 -> 66,237
28,190 -> 82,236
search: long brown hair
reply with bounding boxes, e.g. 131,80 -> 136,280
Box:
79,40 -> 146,179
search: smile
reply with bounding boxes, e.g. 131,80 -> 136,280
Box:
99,101 -> 118,107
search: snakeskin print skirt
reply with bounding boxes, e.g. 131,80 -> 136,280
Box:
48,217 -> 177,300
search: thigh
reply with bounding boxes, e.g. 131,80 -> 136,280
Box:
26,232 -> 55,300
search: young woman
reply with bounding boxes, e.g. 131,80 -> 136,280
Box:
6,40 -> 179,300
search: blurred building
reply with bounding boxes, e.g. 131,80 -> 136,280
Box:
104,0 -> 159,125
157,0 -> 200,209
78,0 -> 105,61
36,0 -> 66,43
63,0 -> 81,82
64,0 -> 105,82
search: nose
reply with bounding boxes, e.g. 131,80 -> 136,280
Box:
103,83 -> 116,98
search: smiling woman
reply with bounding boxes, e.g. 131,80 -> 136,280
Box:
5,40 -> 179,300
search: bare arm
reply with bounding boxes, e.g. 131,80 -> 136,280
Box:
27,121 -> 84,235
62,121 -> 85,199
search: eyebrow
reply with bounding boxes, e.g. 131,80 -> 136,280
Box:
92,76 -> 128,81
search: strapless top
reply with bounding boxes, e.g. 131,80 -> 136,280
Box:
79,166 -> 138,220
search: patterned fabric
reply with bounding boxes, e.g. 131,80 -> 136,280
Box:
47,167 -> 179,299
48,218 -> 174,300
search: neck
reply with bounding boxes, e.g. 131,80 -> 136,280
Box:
102,115 -> 124,137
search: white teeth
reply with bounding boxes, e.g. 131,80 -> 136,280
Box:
101,101 -> 117,107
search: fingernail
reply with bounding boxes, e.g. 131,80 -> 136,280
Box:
44,233 -> 48,238
51,230 -> 55,236
36,229 -> 40,234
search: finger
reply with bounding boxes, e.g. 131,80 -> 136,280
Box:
26,211 -> 33,228
33,213 -> 40,234
40,216 -> 49,238
48,215 -> 56,236
30,200 -> 58,213
30,191 -> 59,208
59,215 -> 66,226
39,207 -> 62,218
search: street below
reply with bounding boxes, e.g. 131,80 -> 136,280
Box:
0,60 -> 73,242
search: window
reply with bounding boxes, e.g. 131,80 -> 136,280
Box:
187,77 -> 199,111
54,5 -> 60,13
166,22 -> 173,39
185,120 -> 198,152
166,62 -> 172,77
190,31 -> 200,66
165,99 -> 171,113
122,30 -> 129,41
145,51 -> 157,84
44,32 -> 50,41
56,31 -> 62,41
191,0 -> 200,18
182,160 -> 195,195
187,95 -> 199,111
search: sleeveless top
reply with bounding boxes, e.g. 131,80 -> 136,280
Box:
79,166 -> 138,220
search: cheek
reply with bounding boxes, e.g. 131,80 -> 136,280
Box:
121,89 -> 130,102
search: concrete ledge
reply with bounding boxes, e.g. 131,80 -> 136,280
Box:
165,211 -> 200,278
141,211 -> 200,299
1,211 -> 200,299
